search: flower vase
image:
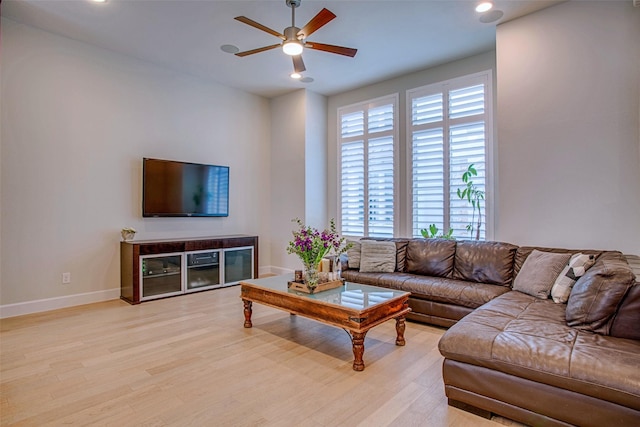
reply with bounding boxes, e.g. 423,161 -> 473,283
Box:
334,257 -> 342,279
304,263 -> 320,293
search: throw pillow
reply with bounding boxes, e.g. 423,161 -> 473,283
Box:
346,240 -> 361,269
610,284 -> 640,340
550,253 -> 596,303
566,258 -> 635,335
359,240 -> 396,273
513,250 -> 572,299
361,238 -> 409,272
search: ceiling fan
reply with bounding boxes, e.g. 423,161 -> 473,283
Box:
233,0 -> 357,76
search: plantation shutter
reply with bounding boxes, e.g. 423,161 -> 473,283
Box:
409,77 -> 488,239
448,84 -> 486,240
339,97 -> 396,237
411,93 -> 445,237
341,140 -> 365,236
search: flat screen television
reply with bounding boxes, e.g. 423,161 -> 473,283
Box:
142,158 -> 229,217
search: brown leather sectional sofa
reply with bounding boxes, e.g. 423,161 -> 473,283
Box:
341,238 -> 640,427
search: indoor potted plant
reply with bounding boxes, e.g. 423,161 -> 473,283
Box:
286,218 -> 350,291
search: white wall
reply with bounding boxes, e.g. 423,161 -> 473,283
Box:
269,90 -> 306,272
495,1 -> 640,253
304,90 -> 328,230
326,51 -> 497,236
269,89 -> 328,272
0,19 -> 272,311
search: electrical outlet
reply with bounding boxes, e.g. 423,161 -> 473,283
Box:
62,272 -> 71,284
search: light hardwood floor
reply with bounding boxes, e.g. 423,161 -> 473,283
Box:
1,286 -> 520,426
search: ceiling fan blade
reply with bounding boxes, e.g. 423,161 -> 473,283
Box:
235,44 -> 281,57
292,55 -> 306,73
305,42 -> 357,58
234,16 -> 285,40
298,8 -> 336,38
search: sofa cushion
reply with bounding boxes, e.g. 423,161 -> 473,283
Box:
439,291 -> 640,411
400,276 -> 511,309
514,246 -> 603,277
513,250 -> 571,299
358,240 -> 396,273
391,239 -> 410,272
550,253 -> 596,303
361,238 -> 409,272
346,240 -> 361,269
610,284 -> 640,340
567,258 -> 636,335
453,240 -> 518,287
405,238 -> 456,277
341,269 -> 386,287
340,270 -> 510,309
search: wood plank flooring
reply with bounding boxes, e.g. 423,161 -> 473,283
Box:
1,286 -> 521,426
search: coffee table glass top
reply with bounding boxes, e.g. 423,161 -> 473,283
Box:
241,274 -> 408,310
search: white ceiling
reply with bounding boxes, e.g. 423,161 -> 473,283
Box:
1,0 -> 563,98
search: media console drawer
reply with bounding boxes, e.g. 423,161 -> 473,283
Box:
139,242 -> 185,255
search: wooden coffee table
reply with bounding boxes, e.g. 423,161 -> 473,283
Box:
240,274 -> 411,371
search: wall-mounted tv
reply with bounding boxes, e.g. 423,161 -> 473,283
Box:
143,158 -> 229,217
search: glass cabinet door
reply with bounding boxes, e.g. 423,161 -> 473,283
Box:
141,254 -> 183,300
223,247 -> 254,284
186,250 -> 221,292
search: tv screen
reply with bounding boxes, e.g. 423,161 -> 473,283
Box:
142,158 -> 229,217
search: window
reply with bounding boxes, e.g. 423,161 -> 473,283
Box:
338,95 -> 398,237
408,72 -> 492,240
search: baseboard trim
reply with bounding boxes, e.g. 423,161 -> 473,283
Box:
0,288 -> 121,319
263,266 -> 293,276
258,266 -> 272,277
2,267 -> 293,319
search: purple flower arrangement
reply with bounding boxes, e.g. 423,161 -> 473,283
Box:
286,218 -> 351,269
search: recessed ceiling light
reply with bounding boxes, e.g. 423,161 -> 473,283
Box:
300,77 -> 314,84
479,9 -> 504,23
90,0 -> 108,3
475,1 -> 493,13
220,44 -> 239,54
290,72 -> 302,79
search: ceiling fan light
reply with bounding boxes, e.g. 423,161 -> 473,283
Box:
282,40 -> 303,56
475,1 -> 493,13
290,72 -> 302,79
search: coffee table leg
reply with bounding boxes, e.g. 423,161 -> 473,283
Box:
351,331 -> 367,371
395,316 -> 406,346
243,300 -> 253,328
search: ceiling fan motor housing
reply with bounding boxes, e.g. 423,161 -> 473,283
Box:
284,26 -> 302,41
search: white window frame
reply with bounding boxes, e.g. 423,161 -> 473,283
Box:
337,94 -> 399,238
405,70 -> 494,240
